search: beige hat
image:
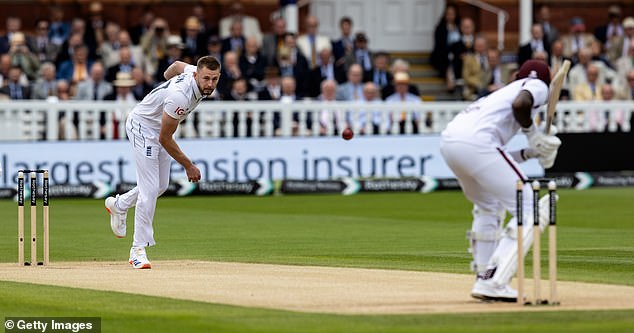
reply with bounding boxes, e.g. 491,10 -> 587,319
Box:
113,72 -> 136,87
394,72 -> 410,84
623,17 -> 634,29
166,35 -> 185,49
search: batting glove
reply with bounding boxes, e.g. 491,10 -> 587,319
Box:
522,123 -> 562,157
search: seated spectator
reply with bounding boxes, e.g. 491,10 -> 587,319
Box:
431,4 -> 461,79
385,72 -> 421,134
381,58 -> 420,99
206,35 -> 223,62
485,48 -> 509,95
140,17 -> 169,79
0,54 -> 28,87
568,48 -> 616,88
48,6 -> 71,47
221,19 -> 246,56
106,47 -> 136,82
279,75 -> 305,136
305,47 -> 345,98
364,52 -> 392,90
262,17 -> 287,66
598,84 -> 628,132
258,66 -> 282,101
0,16 -> 25,54
357,82 -> 382,134
296,15 -> 331,69
537,5 -> 559,45
317,79 -> 339,135
608,16 -> 634,66
352,32 -> 373,71
128,11 -> 154,45
518,23 -> 550,67
217,51 -> 242,99
28,19 -> 60,63
181,16 -> 206,59
155,35 -> 185,83
561,17 -> 595,63
618,69 -> 634,100
549,39 -> 570,73
219,1 -> 262,45
448,17 -> 476,92
590,39 -> 613,69
57,44 -> 93,90
462,36 -> 489,100
0,66 -> 30,99
104,72 -> 137,138
31,62 -> 58,99
85,1 -> 108,55
595,6 -> 623,53
336,63 -> 364,101
74,62 -> 113,100
571,64 -> 602,101
98,22 -> 122,68
275,33 -> 309,96
130,67 -> 153,100
616,39 -> 634,74
239,36 -> 267,91
8,32 -> 40,81
331,17 -> 354,65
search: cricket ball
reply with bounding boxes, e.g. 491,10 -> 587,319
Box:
342,128 -> 354,140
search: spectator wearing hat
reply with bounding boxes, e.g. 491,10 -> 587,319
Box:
561,17 -> 596,62
154,35 -> 184,83
607,17 -> 634,66
385,72 -> 421,134
594,5 -> 623,50
381,58 -> 420,99
181,16 -> 207,59
104,71 -> 137,138
296,15 -> 331,69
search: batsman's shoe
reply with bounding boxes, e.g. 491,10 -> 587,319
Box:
471,279 -> 518,302
105,195 -> 126,238
129,246 -> 151,269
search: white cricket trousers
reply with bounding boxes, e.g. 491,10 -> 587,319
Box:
440,139 -> 536,271
117,115 -> 172,247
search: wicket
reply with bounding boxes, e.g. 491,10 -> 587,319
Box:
17,169 -> 49,266
516,178 -> 558,306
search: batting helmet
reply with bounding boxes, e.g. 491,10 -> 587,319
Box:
517,60 -> 551,86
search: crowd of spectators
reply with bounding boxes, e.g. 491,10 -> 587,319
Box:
1,1 -> 631,138
432,4 -> 634,102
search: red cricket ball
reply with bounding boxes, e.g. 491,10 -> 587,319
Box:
342,128 -> 354,140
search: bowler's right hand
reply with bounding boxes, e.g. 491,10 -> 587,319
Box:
186,164 -> 201,183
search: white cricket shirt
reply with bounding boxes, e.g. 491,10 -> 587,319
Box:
442,78 -> 549,147
129,65 -> 204,132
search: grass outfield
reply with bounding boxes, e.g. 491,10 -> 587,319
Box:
1,188 -> 634,332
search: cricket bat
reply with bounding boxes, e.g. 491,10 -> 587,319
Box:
544,60 -> 571,135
